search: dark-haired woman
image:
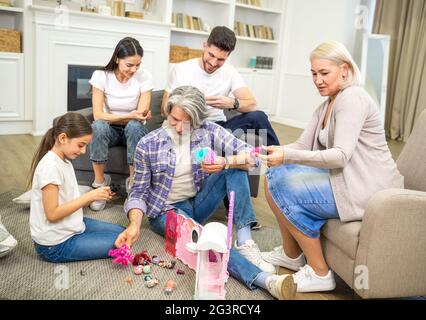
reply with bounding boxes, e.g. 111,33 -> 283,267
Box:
89,37 -> 153,211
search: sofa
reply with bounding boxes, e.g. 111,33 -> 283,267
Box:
320,109 -> 426,299
70,90 -> 261,197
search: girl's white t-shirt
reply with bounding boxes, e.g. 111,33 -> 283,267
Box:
30,151 -> 85,246
89,69 -> 154,115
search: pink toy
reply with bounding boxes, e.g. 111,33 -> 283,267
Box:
195,147 -> 217,164
108,244 -> 134,266
251,146 -> 262,157
192,191 -> 235,300
165,210 -> 203,271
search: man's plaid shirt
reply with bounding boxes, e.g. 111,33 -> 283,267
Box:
124,121 -> 255,218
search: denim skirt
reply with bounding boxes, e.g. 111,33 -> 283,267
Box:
265,164 -> 339,238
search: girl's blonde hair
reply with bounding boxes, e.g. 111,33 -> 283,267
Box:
310,41 -> 362,89
27,112 -> 92,189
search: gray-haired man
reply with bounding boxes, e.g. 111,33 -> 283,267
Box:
116,86 -> 296,299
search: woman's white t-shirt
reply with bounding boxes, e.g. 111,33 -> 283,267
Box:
89,69 -> 154,115
30,151 -> 85,246
166,59 -> 246,122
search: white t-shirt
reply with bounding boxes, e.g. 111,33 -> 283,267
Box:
166,58 -> 246,122
163,123 -> 197,204
30,151 -> 85,246
89,69 -> 154,115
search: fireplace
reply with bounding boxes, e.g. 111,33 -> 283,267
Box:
67,65 -> 102,111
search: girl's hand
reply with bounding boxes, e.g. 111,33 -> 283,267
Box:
257,146 -> 285,168
115,222 -> 140,248
129,110 -> 151,122
88,187 -> 114,202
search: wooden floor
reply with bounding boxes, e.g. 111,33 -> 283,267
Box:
0,122 -> 405,300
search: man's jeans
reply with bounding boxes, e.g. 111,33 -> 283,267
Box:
218,110 -> 281,146
149,169 -> 262,290
90,119 -> 148,165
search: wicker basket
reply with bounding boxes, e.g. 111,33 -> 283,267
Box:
0,29 -> 21,53
169,45 -> 188,63
0,0 -> 13,6
187,48 -> 203,60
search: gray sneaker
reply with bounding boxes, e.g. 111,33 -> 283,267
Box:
89,174 -> 111,211
0,217 -> 18,258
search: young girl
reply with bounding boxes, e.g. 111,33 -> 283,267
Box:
29,112 -> 125,263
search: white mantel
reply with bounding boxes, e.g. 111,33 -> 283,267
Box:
31,5 -> 173,135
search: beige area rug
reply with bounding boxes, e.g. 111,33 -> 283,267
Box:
0,190 -> 282,300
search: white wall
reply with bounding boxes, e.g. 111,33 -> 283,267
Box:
272,0 -> 361,128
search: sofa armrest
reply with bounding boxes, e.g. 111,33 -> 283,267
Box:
355,188 -> 426,298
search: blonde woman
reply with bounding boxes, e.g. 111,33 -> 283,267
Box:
259,41 -> 404,293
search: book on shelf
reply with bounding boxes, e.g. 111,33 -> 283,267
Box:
234,21 -> 274,40
237,0 -> 263,7
173,12 -> 205,32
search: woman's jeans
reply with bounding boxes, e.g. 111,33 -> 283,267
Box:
149,169 -> 262,290
34,218 -> 125,263
90,119 -> 148,165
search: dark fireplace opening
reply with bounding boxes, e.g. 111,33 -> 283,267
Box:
68,65 -> 102,111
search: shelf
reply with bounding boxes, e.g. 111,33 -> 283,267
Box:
237,67 -> 275,74
236,36 -> 278,44
0,6 -> 24,13
201,0 -> 230,4
235,3 -> 281,14
171,27 -> 210,36
0,51 -> 24,58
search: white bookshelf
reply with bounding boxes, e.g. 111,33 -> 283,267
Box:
0,6 -> 24,13
0,0 -> 26,123
167,0 -> 285,113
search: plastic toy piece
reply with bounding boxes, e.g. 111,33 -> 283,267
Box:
125,276 -> 133,284
143,265 -> 151,274
134,265 -> 143,275
164,280 -> 177,294
177,268 -> 185,275
251,146 -> 262,157
192,191 -> 235,300
132,251 -> 151,266
108,244 -> 134,266
152,256 -> 160,265
146,278 -> 159,288
194,147 -> 217,164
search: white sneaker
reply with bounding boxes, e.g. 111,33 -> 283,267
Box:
235,240 -> 277,274
265,274 -> 297,300
0,217 -> 18,258
261,245 -> 306,271
89,174 -> 111,211
292,265 -> 336,293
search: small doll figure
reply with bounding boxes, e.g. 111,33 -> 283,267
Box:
164,279 -> 177,294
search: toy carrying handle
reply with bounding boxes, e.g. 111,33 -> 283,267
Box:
227,191 -> 235,250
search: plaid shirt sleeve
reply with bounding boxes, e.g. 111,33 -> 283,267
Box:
210,123 -> 254,154
208,122 -> 260,167
123,141 -> 151,217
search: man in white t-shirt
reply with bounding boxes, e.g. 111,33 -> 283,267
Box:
162,26 -> 280,147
